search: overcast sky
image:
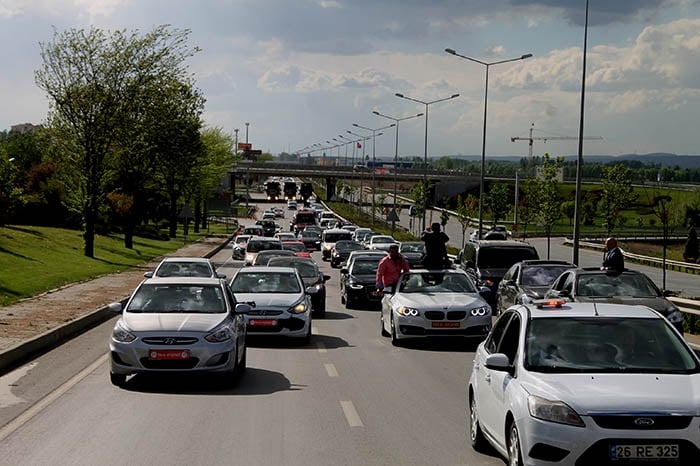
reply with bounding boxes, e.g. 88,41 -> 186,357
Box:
2,0 -> 700,160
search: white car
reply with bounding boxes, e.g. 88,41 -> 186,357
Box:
380,269 -> 492,345
229,266 -> 314,344
367,234 -> 398,251
469,301 -> 700,465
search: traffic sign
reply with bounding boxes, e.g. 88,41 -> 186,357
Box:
238,143 -> 252,150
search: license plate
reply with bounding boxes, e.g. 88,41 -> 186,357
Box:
432,322 -> 460,328
610,444 -> 679,460
249,319 -> 278,327
149,349 -> 190,360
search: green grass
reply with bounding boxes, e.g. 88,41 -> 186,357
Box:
0,224 -> 227,307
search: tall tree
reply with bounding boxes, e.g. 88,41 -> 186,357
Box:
485,183 -> 511,226
600,164 -> 637,235
35,25 -> 200,257
455,194 -> 478,247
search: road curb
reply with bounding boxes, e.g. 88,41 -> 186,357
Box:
0,236 -> 232,376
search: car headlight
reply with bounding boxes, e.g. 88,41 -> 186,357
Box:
527,395 -> 585,427
397,306 -> 419,317
205,325 -> 233,343
113,321 -> 136,343
289,302 -> 309,314
348,279 -> 364,290
470,306 -> 490,317
665,308 -> 682,324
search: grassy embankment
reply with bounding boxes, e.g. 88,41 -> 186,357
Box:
0,224 -> 229,307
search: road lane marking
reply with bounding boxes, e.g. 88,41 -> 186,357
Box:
0,354 -> 107,442
0,362 -> 36,408
317,342 -> 327,353
340,400 -> 363,427
324,363 -> 338,377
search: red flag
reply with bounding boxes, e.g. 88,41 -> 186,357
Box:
357,142 -> 362,149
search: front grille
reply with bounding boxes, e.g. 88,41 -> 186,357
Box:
399,325 -> 490,337
140,358 -> 200,369
424,311 -> 445,320
247,316 -> 307,333
141,337 -> 198,345
248,310 -> 284,316
447,310 -> 467,320
592,415 -> 693,430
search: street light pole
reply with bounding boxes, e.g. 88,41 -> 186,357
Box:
395,92 -> 460,231
445,48 -> 532,239
373,110 -> 423,235
572,0 -> 589,265
352,123 -> 395,225
347,130 -> 369,215
244,122 -> 250,209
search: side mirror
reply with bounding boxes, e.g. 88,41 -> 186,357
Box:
340,267 -> 349,274
306,286 -> 319,295
143,271 -> 154,278
235,303 -> 253,314
323,274 -> 331,282
109,302 -> 123,313
485,353 -> 511,371
465,260 -> 475,269
216,272 -> 227,279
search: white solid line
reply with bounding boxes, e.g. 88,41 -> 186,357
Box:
317,342 -> 327,353
340,400 -> 363,427
0,354 -> 108,442
324,363 -> 338,378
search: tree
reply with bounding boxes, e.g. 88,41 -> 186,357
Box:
35,25 -> 201,257
484,183 -> 510,226
525,154 -> 563,258
600,164 -> 637,235
455,194 -> 478,247
0,151 -> 21,226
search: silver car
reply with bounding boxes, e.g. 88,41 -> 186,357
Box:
229,266 -> 314,344
144,256 -> 226,279
380,269 -> 492,345
108,277 -> 250,387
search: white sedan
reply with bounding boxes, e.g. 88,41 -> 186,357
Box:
469,301 -> 700,465
380,269 -> 492,345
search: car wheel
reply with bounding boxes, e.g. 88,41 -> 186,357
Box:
110,372 -> 126,387
340,293 -> 346,304
381,314 -> 390,337
507,422 -> 524,466
314,299 -> 326,318
469,394 -> 489,452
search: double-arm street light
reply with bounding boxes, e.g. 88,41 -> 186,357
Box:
373,110 -> 424,235
445,48 -> 532,240
395,92 -> 460,231
352,123 -> 395,224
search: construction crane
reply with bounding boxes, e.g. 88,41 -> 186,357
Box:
511,123 -> 602,157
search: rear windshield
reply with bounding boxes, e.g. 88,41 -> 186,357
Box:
295,213 -> 316,224
478,247 -> 538,269
247,240 -> 282,253
324,232 -> 353,242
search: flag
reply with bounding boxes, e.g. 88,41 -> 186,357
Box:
357,142 -> 362,149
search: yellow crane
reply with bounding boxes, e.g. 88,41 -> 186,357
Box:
511,123 -> 602,157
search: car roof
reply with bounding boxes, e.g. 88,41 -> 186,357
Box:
268,256 -> 317,265
235,266 -> 300,274
159,257 -> 211,264
143,276 -> 223,285
468,240 -> 536,248
521,301 -> 662,320
519,260 -> 576,267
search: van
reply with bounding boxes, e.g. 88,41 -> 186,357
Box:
321,228 -> 354,261
455,239 -> 539,309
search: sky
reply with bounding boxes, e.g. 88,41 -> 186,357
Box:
2,0 -> 700,161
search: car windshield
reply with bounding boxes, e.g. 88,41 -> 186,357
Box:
351,259 -> 381,275
155,261 -> 212,277
126,284 -> 226,314
283,242 -> 307,253
231,272 -> 301,293
576,273 -> 659,297
336,241 -> 364,251
269,259 -> 317,278
478,247 -> 538,268
324,232 -> 352,242
372,236 -> 394,244
400,243 -> 425,253
521,265 -> 573,286
247,240 -> 282,253
399,272 -> 477,293
525,317 -> 699,374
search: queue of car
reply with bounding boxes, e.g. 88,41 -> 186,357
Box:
109,200 -> 700,465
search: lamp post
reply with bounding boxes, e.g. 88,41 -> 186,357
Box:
572,0 -> 589,265
444,48 -> 532,239
373,110 -> 423,235
347,130 -> 371,215
395,92 -> 460,231
352,123 -> 395,225
337,134 -> 352,166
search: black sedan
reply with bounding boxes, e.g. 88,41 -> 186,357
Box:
544,267 -> 685,333
339,255 -> 384,309
298,230 -> 322,251
496,260 -> 576,314
330,240 -> 366,268
267,256 -> 330,317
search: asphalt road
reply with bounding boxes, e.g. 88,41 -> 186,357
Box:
0,202 -> 503,466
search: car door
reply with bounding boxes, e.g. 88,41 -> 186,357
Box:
474,312 -> 512,439
498,263 -> 520,311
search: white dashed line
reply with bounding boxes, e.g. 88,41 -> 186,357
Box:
340,400 -> 363,427
324,363 -> 338,378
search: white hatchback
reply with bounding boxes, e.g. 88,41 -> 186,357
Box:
469,301 -> 700,465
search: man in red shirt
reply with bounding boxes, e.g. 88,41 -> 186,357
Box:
375,244 -> 410,294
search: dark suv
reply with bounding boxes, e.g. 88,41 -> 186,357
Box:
455,240 -> 539,309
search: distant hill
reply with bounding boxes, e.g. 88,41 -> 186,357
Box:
444,153 -> 700,169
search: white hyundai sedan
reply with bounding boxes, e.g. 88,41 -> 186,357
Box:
468,301 -> 700,466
